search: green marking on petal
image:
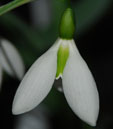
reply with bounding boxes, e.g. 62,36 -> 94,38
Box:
56,42 -> 69,79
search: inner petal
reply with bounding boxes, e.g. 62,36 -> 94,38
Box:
56,42 -> 69,79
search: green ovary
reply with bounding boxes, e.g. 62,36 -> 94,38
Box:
56,43 -> 69,79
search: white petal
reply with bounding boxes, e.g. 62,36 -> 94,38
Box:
0,39 -> 25,80
62,40 -> 99,126
12,40 -> 60,115
0,66 -> 2,89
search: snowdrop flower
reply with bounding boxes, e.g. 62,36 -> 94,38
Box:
0,39 -> 25,80
12,8 -> 99,126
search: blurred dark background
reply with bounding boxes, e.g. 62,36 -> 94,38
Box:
0,0 -> 113,129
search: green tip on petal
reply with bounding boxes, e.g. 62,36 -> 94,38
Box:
59,8 -> 75,39
56,42 -> 69,79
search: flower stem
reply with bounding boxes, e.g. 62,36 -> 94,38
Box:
0,0 -> 34,16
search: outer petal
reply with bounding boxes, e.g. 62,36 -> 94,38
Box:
12,39 -> 60,115
0,39 -> 25,80
62,40 -> 99,126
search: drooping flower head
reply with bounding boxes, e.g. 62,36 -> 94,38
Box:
12,8 -> 99,126
0,39 -> 25,89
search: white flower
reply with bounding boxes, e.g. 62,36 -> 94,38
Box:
0,39 -> 25,80
12,38 -> 99,126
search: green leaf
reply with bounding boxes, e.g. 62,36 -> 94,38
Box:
0,0 -> 34,16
